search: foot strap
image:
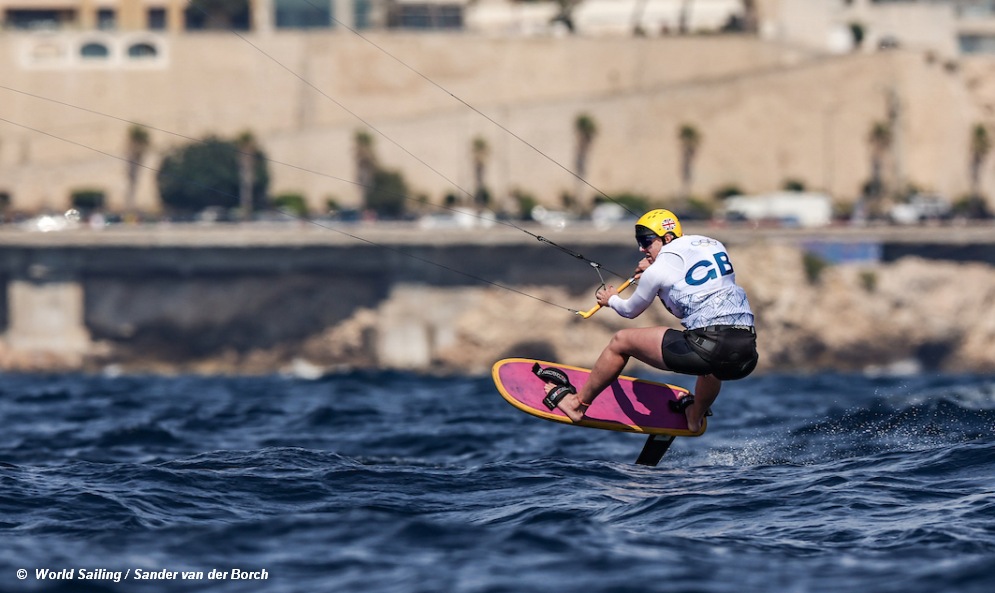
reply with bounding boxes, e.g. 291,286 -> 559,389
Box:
531,363 -> 571,387
668,394 -> 695,414
532,363 -> 577,410
542,384 -> 576,411
669,395 -> 713,417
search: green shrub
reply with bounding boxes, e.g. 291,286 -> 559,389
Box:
511,189 -> 538,220
475,187 -> 492,208
713,184 -> 744,200
70,188 -> 106,211
952,194 -> 993,219
271,192 -> 308,218
859,270 -> 877,293
364,168 -> 408,218
157,135 -> 269,213
443,192 -> 461,207
802,252 -> 830,285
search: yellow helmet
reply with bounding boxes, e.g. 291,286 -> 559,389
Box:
635,209 -> 683,239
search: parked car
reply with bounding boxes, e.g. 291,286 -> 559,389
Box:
889,194 -> 950,225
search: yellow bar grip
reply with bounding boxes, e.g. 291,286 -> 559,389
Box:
576,277 -> 635,319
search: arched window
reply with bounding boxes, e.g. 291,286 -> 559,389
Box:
80,42 -> 110,59
128,43 -> 158,58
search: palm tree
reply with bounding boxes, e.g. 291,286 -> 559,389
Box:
574,113 -> 598,208
740,0 -> 758,33
849,22 -> 866,51
678,123 -> 701,200
970,123 -> 991,198
124,124 -> 150,223
551,0 -> 579,33
236,131 -> 257,221
354,130 -> 377,199
866,121 -> 892,206
678,0 -> 693,34
962,122 -> 994,218
630,0 -> 649,35
471,136 -> 490,208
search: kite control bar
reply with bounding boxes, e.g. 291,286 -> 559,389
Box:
575,277 -> 635,319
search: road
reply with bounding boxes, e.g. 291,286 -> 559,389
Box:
0,220 -> 992,248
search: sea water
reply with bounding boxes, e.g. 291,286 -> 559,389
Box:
1,370 -> 994,593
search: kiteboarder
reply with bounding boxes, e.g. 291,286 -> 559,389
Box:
544,209 -> 758,432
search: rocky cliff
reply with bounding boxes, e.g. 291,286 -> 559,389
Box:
115,243 -> 994,377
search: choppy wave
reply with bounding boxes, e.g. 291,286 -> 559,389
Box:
1,371 -> 994,593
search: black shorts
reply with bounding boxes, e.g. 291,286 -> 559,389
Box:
661,326 -> 758,381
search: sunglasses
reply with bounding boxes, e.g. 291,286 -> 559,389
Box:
636,234 -> 659,249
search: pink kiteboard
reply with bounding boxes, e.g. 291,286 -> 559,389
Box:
492,358 -> 706,465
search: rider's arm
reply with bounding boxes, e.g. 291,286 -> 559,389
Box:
607,253 -> 683,319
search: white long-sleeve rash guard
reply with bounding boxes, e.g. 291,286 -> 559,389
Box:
606,235 -> 755,330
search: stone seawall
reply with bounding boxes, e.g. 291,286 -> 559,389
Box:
0,224 -> 993,376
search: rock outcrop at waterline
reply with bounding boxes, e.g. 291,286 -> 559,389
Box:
1,244 -> 993,376
735,245 -> 995,373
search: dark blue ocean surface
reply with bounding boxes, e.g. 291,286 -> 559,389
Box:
1,370 -> 994,593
